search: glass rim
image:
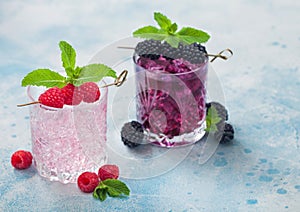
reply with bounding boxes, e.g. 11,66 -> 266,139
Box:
133,54 -> 209,76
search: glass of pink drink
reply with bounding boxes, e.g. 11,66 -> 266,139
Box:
134,55 -> 208,147
27,84 -> 108,183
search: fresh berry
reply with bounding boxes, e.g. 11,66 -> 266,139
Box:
61,83 -> 83,105
11,150 -> 33,169
121,121 -> 144,148
215,122 -> 235,144
77,172 -> 100,193
98,164 -> 119,181
38,87 -> 65,108
79,82 -> 101,103
135,39 -> 207,64
206,101 -> 228,121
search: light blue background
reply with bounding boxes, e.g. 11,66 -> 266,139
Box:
1,0 -> 300,211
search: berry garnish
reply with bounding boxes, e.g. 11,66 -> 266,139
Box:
219,123 -> 235,144
11,150 -> 33,169
98,164 -> 119,181
79,82 -> 101,103
61,83 -> 83,105
77,172 -> 100,193
206,101 -> 228,121
121,121 -> 144,148
38,87 -> 65,108
205,101 -> 235,144
133,12 -> 210,48
19,41 -> 118,108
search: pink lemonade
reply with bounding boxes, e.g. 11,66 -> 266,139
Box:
28,85 -> 108,183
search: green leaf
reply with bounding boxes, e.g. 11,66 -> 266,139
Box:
93,185 -> 108,202
206,106 -> 222,133
93,179 -> 130,202
154,12 -> 172,30
164,36 -> 181,48
133,26 -> 167,41
102,179 -> 130,197
21,69 -> 66,88
59,40 -> 76,72
177,27 -> 210,44
73,64 -> 117,86
168,23 -> 178,34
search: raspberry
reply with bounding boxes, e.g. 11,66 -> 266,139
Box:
11,150 -> 33,169
61,83 -> 83,105
77,172 -> 100,193
79,82 -> 101,103
38,87 -> 65,108
98,164 -> 119,181
121,121 -> 144,148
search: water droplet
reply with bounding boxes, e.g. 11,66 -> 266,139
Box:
213,158 -> 228,167
246,199 -> 258,205
246,172 -> 255,177
259,175 -> 273,182
244,148 -> 252,154
217,152 -> 225,156
294,185 -> 300,191
277,188 -> 287,194
267,169 -> 280,175
259,158 -> 267,163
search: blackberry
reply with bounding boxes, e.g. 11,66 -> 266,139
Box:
206,101 -> 228,121
135,39 -> 163,57
121,121 -> 144,148
134,40 -> 208,64
214,122 -> 235,144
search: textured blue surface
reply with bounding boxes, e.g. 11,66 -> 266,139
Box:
1,0 -> 300,211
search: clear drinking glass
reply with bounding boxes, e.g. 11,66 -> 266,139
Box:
28,83 -> 108,183
134,55 -> 208,147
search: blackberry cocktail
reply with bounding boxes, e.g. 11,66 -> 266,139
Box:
134,40 -> 208,147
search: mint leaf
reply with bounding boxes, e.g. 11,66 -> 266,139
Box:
21,69 -> 66,88
177,27 -> 210,44
93,185 -> 108,202
164,36 -> 181,48
168,23 -> 178,34
133,12 -> 211,47
206,106 -> 222,133
73,64 -> 117,86
154,12 -> 172,30
59,41 -> 76,73
93,179 -> 130,202
133,26 -> 167,41
103,179 -> 130,197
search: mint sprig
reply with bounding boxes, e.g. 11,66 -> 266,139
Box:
205,106 -> 222,133
21,41 -> 117,88
93,179 -> 130,202
133,12 -> 210,47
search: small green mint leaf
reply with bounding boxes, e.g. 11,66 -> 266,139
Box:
59,40 -> 76,71
154,12 -> 172,30
102,179 -> 130,197
177,27 -> 210,44
168,23 -> 178,34
73,64 -> 117,86
21,69 -> 66,88
65,67 -> 74,78
164,36 -> 181,48
93,183 -> 108,202
133,26 -> 167,41
206,106 -> 222,133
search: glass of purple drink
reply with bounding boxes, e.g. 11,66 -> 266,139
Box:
134,41 -> 208,147
27,83 -> 108,183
